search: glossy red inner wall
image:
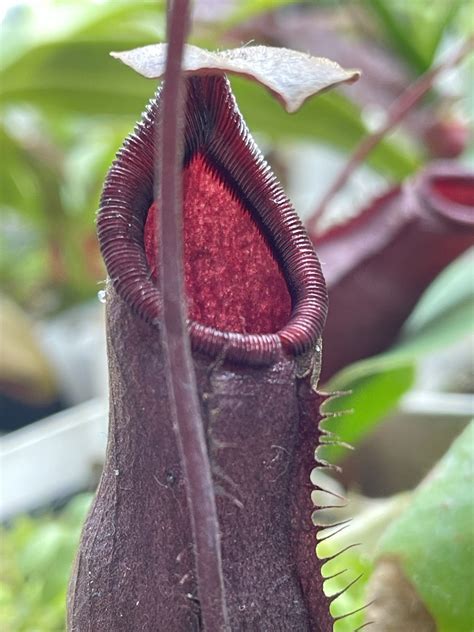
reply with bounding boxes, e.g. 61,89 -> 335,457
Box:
145,154 -> 292,334
432,176 -> 474,206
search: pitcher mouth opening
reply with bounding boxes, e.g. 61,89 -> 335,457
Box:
98,75 -> 328,365
413,163 -> 474,229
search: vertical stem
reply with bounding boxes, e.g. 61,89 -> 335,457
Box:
156,1 -> 229,630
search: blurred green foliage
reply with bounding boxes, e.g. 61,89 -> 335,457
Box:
367,0 -> 464,73
377,421 -> 474,631
0,494 -> 92,632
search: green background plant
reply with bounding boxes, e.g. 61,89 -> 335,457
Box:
0,495 -> 92,632
377,421 -> 474,631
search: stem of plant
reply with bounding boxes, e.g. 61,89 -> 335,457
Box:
156,1 -> 229,630
307,37 -> 474,234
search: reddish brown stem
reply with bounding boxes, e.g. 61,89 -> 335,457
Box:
307,38 -> 473,234
157,2 -> 229,630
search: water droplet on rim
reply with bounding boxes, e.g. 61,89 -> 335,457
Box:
98,289 -> 107,304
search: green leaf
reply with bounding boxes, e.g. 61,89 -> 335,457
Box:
422,0 -> 463,66
330,549 -> 371,632
376,421 -> 474,631
0,0 -> 165,70
321,363 -> 415,463
0,122 -> 63,225
366,0 -> 462,74
0,494 -> 92,632
403,249 -> 474,336
366,0 -> 430,73
317,493 -> 412,631
221,0 -> 303,26
0,39 -> 154,116
0,124 -> 44,222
